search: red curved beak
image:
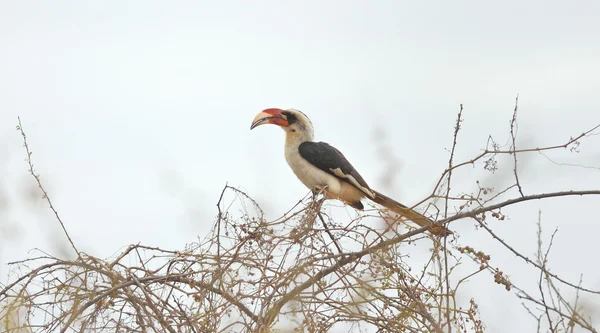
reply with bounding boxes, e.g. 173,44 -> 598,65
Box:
250,108 -> 289,130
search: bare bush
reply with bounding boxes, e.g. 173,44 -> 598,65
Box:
2,102 -> 599,332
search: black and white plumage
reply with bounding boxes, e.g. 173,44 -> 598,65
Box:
298,141 -> 375,209
250,108 -> 451,236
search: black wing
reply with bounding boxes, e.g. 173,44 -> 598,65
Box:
298,141 -> 374,197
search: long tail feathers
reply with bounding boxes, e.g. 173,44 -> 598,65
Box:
371,190 -> 452,236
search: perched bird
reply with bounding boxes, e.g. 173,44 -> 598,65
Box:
250,108 -> 451,236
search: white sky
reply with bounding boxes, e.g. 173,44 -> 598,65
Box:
1,1 -> 599,331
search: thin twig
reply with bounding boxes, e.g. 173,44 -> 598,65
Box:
510,95 -> 525,197
318,212 -> 343,254
469,205 -> 600,294
442,104 -> 463,332
17,117 -> 80,257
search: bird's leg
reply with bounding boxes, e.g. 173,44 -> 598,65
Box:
311,185 -> 328,210
314,184 -> 330,198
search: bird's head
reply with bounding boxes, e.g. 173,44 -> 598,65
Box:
250,108 -> 314,141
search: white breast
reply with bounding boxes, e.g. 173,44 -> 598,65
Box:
284,147 -> 339,192
284,146 -> 367,204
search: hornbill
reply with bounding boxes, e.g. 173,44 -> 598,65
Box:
250,108 -> 451,236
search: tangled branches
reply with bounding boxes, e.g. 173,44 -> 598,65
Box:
1,103 -> 599,332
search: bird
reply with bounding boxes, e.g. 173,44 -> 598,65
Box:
250,108 -> 451,236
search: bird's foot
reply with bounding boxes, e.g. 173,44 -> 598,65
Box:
310,185 -> 328,211
313,184 -> 329,197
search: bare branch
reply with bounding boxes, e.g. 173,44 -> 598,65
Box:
16,117 -> 80,257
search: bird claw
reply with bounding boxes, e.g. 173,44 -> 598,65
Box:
312,185 -> 327,201
313,184 -> 329,197
310,185 -> 328,210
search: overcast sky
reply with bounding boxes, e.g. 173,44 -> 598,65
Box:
1,1 -> 599,331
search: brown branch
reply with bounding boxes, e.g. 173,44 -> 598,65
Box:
536,214 -> 556,331
470,202 -> 600,294
260,188 -> 600,328
440,190 -> 600,228
510,95 -> 525,197
59,273 -> 260,332
317,211 -> 343,254
442,103 -> 463,332
422,122 -> 600,208
130,273 -> 177,333
17,117 -> 80,257
517,290 -> 597,333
